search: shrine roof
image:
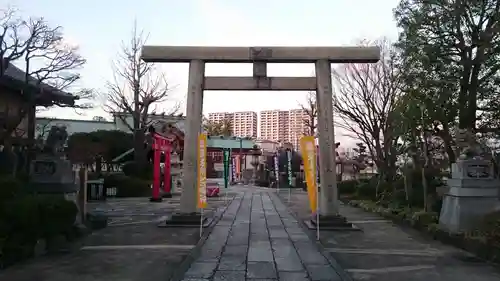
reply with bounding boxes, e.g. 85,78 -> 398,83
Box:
1,62 -> 77,106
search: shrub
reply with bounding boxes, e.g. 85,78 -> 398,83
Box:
104,174 -> 151,197
122,161 -> 153,180
337,180 -> 358,195
476,211 -> 500,244
37,196 -> 78,238
0,194 -> 78,267
355,180 -> 377,200
409,211 -> 439,227
0,176 -> 23,205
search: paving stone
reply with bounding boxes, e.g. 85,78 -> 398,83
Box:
306,264 -> 342,280
272,245 -> 300,259
295,243 -> 329,265
184,262 -> 218,278
271,237 -> 293,246
286,227 -> 305,234
212,270 -> 246,281
274,256 -> 304,271
269,229 -> 288,238
222,245 -> 247,256
197,250 -> 222,262
289,233 -> 310,242
246,261 -> 278,279
226,236 -> 249,245
231,228 -> 249,234
218,256 -> 246,271
266,218 -> 283,224
248,246 -> 274,262
279,271 -> 310,281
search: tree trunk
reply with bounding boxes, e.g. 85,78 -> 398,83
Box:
133,129 -> 145,164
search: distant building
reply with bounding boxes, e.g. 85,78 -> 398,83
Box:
259,109 -> 308,149
208,111 -> 258,138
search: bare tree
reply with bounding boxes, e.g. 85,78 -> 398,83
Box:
299,91 -> 317,136
0,8 -> 91,145
332,39 -> 402,181
103,22 -> 178,163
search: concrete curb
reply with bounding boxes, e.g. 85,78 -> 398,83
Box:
272,191 -> 355,281
168,196 -> 235,281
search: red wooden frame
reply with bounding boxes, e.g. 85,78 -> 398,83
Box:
151,132 -> 173,201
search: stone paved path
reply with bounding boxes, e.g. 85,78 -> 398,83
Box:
182,187 -> 344,281
279,189 -> 500,281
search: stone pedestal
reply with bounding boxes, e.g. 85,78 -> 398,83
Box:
439,159 -> 500,233
149,197 -> 163,202
31,155 -> 78,193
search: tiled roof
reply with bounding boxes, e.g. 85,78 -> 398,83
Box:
2,61 -> 76,103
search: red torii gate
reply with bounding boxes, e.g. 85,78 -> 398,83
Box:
150,132 -> 173,202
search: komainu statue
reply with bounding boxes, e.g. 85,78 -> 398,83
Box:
43,126 -> 68,156
455,129 -> 491,160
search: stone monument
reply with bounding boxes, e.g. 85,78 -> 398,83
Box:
30,126 -> 77,194
439,129 -> 500,233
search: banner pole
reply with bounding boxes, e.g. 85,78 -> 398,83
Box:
223,149 -> 228,204
315,143 -> 320,241
316,179 -> 320,241
288,185 -> 291,204
200,208 -> 203,238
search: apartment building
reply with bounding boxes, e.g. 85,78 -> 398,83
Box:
208,111 -> 258,137
288,109 -> 309,148
259,110 -> 289,142
259,109 -> 309,149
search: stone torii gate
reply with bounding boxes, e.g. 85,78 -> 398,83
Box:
142,46 -> 379,226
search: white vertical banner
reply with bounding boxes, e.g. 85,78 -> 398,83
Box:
287,150 -> 292,203
274,152 -> 280,191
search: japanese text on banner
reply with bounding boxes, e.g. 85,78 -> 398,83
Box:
197,134 -> 207,209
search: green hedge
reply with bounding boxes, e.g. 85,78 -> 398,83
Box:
103,174 -> 151,197
0,189 -> 78,268
338,168 -> 446,210
122,161 -> 153,180
337,178 -> 375,199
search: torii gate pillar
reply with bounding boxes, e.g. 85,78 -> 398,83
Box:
142,46 -> 380,225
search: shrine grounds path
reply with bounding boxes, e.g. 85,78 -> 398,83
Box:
180,185 -> 346,281
278,188 -> 500,281
2,186 -> 500,281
